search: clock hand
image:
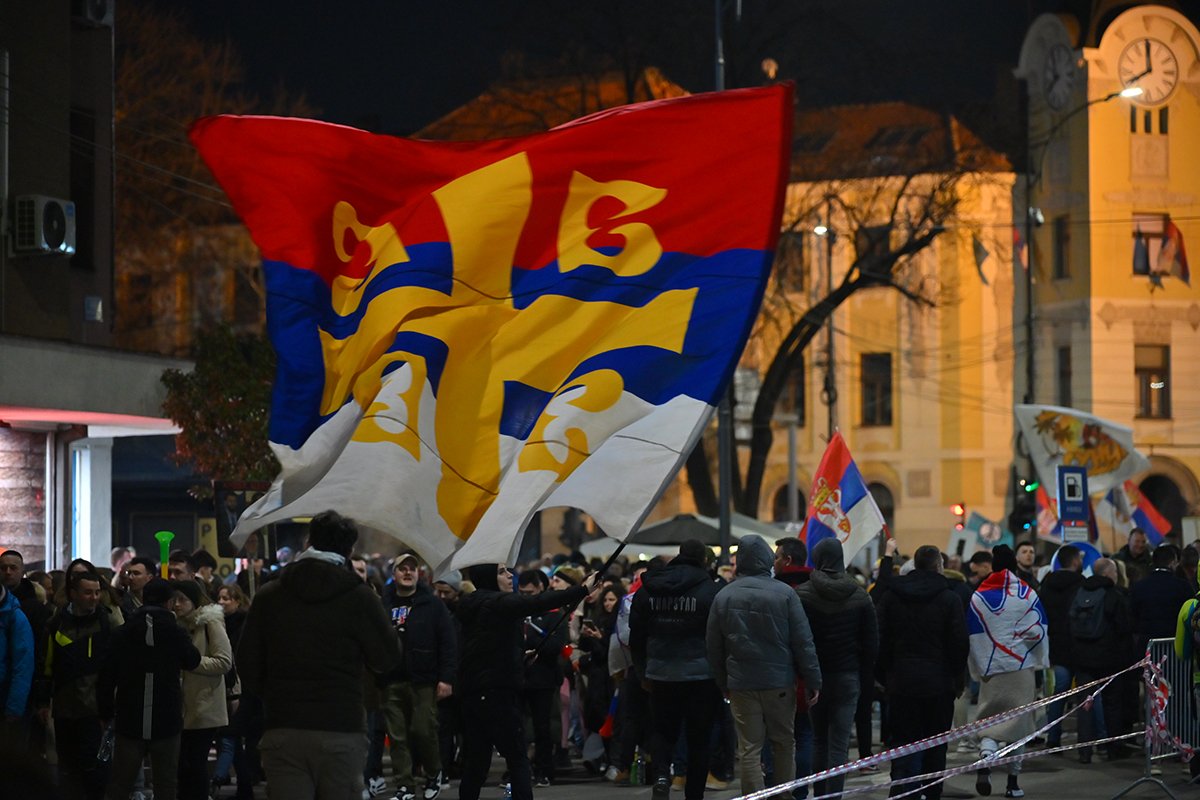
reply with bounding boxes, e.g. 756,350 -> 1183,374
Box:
1145,40 -> 1151,73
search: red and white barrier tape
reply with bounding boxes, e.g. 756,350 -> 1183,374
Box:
732,657 -> 1152,800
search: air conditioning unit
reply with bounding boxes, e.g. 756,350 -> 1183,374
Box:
13,195 -> 77,255
73,0 -> 114,28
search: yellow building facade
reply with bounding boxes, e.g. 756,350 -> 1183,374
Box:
746,103 -> 1019,560
1016,5 -> 1200,551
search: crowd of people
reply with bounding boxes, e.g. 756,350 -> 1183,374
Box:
1,518 -> 1198,800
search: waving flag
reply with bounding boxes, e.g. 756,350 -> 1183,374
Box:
1034,484 -> 1059,542
1014,404 -> 1150,496
1096,479 -> 1170,545
801,432 -> 885,567
968,569 -> 1049,677
190,86 -> 792,571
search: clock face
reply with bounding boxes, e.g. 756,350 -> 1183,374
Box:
1119,38 -> 1178,105
1042,44 -> 1076,110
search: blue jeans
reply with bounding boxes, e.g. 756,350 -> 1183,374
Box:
1046,665 -> 1106,747
810,671 -> 860,800
793,711 -> 813,800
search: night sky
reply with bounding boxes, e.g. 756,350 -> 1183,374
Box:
164,0 -> 1062,139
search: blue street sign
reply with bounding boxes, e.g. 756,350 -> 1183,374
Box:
1056,465 -> 1089,524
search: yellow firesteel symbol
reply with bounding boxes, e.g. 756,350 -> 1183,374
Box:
317,153 -> 697,540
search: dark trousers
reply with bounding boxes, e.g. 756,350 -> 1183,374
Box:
55,716 -> 109,800
521,687 -> 556,781
437,695 -> 461,778
885,693 -> 954,800
810,670 -> 860,800
459,689 -> 532,800
649,679 -> 722,800
1076,669 -> 1125,758
616,668 -> 652,771
178,727 -> 218,800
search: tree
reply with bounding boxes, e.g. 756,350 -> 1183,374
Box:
161,325 -> 278,496
114,1 -> 313,355
686,107 -> 1013,517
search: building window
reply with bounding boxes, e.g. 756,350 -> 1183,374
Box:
1132,213 -> 1166,275
1052,215 -> 1070,279
856,225 -> 892,263
1135,345 -> 1170,419
1056,346 -> 1072,408
776,354 -> 806,425
860,353 -> 892,427
69,106 -> 96,271
773,230 -> 808,293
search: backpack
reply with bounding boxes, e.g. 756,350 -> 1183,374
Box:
1189,599 -> 1200,654
1068,586 -> 1107,640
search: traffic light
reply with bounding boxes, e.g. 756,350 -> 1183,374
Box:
951,502 -> 967,530
1010,479 -> 1037,534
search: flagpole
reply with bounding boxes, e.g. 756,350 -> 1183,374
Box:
526,542 -> 630,664
715,0 -> 734,565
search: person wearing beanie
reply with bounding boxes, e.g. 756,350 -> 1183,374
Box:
236,510 -> 401,799
167,580 -> 232,800
456,563 -> 598,800
99,577 -> 202,800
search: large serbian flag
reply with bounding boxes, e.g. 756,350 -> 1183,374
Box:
801,432 -> 885,567
190,85 -> 792,571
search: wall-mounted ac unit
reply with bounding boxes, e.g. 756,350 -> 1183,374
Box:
13,195 -> 77,255
73,0 -> 114,28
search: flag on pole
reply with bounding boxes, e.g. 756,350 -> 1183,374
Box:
800,432 -> 885,567
1014,404 -> 1150,496
1155,218 -> 1190,286
1134,227 -> 1151,275
1035,483 -> 1059,542
190,85 -> 793,571
1095,479 -> 1170,545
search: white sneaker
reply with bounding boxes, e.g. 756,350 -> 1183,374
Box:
366,776 -> 388,798
605,766 -> 620,782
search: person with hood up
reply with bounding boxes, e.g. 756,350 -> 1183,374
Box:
236,510 -> 401,799
708,534 -> 821,796
875,545 -> 968,800
169,579 -> 233,800
629,540 -> 723,800
99,577 -> 202,800
796,537 -> 877,800
1037,544 -> 1086,751
456,562 -> 598,800
967,545 -> 1048,798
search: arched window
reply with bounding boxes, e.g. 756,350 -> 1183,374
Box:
772,484 -> 807,524
867,482 -> 896,535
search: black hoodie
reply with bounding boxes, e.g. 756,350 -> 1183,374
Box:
456,566 -> 587,693
236,555 -> 401,733
629,555 -> 720,682
1038,569 -> 1085,667
875,569 -> 968,697
796,538 -> 878,676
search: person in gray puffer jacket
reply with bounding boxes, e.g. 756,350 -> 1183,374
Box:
707,534 -> 822,795
796,537 -> 878,800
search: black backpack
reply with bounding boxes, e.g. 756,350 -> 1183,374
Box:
1068,586 -> 1107,640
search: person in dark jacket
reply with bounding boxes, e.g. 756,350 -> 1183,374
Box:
1070,557 -> 1135,763
99,577 -> 202,800
629,540 -> 723,800
380,552 -> 457,800
1038,544 -> 1086,749
1131,544 -> 1193,652
36,571 -> 118,800
236,510 -> 401,799
708,535 -> 820,796
456,563 -> 595,800
1113,528 -> 1153,588
518,570 -> 567,787
875,545 -> 967,800
796,538 -> 877,800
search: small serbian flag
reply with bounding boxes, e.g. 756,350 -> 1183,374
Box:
801,432 -> 884,567
1035,484 -> 1059,541
1098,479 -> 1170,545
1157,219 -> 1190,286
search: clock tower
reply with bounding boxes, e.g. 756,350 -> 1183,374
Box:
1015,4 -> 1200,545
